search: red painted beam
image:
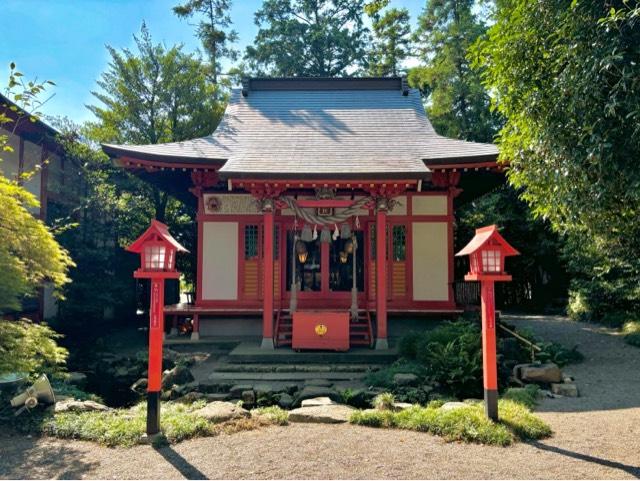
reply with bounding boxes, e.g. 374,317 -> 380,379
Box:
375,207 -> 388,349
262,209 -> 275,348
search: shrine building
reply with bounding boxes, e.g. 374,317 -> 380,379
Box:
102,77 -> 501,350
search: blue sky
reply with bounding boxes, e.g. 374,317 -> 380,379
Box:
1,0 -> 426,124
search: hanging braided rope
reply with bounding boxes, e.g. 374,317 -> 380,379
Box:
278,196 -> 372,225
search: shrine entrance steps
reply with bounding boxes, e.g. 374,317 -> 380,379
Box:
274,309 -> 374,348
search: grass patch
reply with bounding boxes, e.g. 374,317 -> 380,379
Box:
350,397 -> 551,446
251,406 -> 289,425
622,321 -> 640,347
41,400 -> 283,447
502,385 -> 540,409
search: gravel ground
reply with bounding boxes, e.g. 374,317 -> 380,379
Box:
1,315 -> 640,480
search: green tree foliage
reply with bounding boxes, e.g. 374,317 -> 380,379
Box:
456,185 -> 568,308
245,0 -> 369,76
365,1 -> 412,77
87,23 -> 224,221
173,0 -> 238,85
0,319 -> 68,376
409,0 -> 499,143
0,64 -> 74,313
473,1 -> 640,318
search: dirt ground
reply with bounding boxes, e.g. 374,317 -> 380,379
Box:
1,315 -> 639,480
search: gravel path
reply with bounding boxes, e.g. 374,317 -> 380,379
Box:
2,315 -> 639,480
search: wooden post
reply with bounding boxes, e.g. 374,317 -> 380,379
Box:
261,201 -> 275,349
375,201 -> 388,350
147,277 -> 164,435
481,280 -> 498,421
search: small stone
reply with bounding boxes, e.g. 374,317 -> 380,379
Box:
175,392 -> 205,404
289,404 -> 355,423
294,386 -> 342,406
277,393 -> 294,409
393,373 -> 419,386
242,390 -> 256,407
130,378 -> 148,394
205,393 -> 230,402
195,401 -> 250,423
55,399 -> 109,413
301,397 -> 336,407
516,363 -> 563,384
439,402 -> 468,411
551,383 -> 579,397
392,402 -> 413,411
162,365 -> 194,389
229,384 -> 253,397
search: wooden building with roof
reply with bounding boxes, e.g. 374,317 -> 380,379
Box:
103,77 -> 501,350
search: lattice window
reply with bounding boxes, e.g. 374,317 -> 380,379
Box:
481,249 -> 501,273
259,226 -> 279,259
369,224 -> 390,260
244,225 -> 259,259
392,225 -> 406,261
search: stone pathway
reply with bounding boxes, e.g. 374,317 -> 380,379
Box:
2,315 -> 640,479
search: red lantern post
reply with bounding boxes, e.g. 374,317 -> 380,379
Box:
456,225 -> 519,421
126,220 -> 188,436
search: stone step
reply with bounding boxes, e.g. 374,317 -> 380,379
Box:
212,363 -> 383,373
208,371 -> 368,382
228,342 -> 397,364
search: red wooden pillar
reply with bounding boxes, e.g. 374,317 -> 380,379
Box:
481,280 -> 498,421
147,277 -> 165,434
375,200 -> 389,350
261,200 -> 275,349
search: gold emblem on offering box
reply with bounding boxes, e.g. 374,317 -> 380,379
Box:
315,324 -> 328,337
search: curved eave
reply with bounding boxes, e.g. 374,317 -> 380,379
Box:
101,143 -> 226,168
424,153 -> 499,169
217,169 -> 430,181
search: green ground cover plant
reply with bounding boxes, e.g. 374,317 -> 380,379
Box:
350,388 -> 550,446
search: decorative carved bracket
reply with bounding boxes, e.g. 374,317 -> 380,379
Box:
189,171 -> 219,197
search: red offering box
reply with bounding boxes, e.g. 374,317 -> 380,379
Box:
292,311 -> 350,351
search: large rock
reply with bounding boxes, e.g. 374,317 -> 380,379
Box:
516,363 -> 563,384
301,397 -> 336,407
439,402 -> 468,412
294,386 -> 342,406
242,390 -> 256,407
55,399 -> 109,413
162,365 -> 194,389
393,373 -> 419,386
277,393 -> 294,409
195,401 -> 249,423
229,384 -> 253,398
551,383 -> 579,397
289,404 -> 355,423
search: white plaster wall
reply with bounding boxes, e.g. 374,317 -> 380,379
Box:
412,222 -> 449,301
412,195 -> 447,215
389,195 -> 407,216
202,222 -> 238,300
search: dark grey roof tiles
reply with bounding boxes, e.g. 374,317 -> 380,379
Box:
102,77 -> 498,178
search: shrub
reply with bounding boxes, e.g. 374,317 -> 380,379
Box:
502,385 -> 540,409
372,392 -> 395,410
0,319 -> 68,378
622,321 -> 640,347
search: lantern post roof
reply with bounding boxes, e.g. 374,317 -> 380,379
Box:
455,224 -> 519,257
126,220 -> 189,254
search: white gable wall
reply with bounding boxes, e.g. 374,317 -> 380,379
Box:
412,222 -> 449,301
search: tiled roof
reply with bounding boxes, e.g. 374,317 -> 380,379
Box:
102,77 -> 498,179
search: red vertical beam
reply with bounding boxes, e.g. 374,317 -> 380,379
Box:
375,206 -> 388,349
147,277 -> 165,434
261,206 -> 275,349
481,280 -> 498,421
447,189 -> 455,306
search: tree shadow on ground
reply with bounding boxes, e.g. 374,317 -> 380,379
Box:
153,445 -> 208,480
530,440 -> 640,478
0,433 -> 99,479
